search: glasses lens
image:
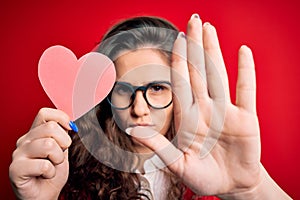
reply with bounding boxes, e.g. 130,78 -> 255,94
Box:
109,82 -> 134,109
146,82 -> 172,108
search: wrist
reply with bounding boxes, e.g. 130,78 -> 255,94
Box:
218,164 -> 292,200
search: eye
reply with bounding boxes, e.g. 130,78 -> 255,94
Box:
148,83 -> 171,94
113,83 -> 132,95
150,85 -> 164,92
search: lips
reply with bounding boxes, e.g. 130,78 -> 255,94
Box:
129,123 -> 155,128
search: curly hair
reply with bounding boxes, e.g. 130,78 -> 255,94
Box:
60,16 -> 186,199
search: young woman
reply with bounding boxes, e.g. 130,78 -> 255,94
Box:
9,14 -> 292,199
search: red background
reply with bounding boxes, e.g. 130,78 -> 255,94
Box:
1,0 -> 299,198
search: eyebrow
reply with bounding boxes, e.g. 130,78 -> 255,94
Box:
115,80 -> 172,87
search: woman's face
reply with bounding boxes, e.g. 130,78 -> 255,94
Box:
112,49 -> 173,153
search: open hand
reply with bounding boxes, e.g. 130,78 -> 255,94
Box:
129,14 -> 261,197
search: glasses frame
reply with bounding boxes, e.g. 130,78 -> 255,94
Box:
106,81 -> 173,110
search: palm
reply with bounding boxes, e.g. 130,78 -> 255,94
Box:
173,100 -> 260,195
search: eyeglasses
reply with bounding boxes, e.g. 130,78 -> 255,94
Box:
107,81 -> 173,110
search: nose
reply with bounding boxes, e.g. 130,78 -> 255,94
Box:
131,91 -> 150,117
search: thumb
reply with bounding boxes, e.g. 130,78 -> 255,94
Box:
126,126 -> 184,169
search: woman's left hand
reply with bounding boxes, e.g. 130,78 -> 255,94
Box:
129,14 -> 290,199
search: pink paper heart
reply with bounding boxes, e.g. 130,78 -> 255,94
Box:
38,45 -> 116,120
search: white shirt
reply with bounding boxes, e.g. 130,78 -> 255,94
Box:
138,155 -> 171,200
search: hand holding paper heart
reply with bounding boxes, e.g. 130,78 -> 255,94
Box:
38,45 -> 116,120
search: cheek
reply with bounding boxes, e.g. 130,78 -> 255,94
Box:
112,109 -> 129,130
153,105 -> 173,134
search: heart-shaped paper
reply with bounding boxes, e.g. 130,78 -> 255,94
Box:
38,45 -> 116,120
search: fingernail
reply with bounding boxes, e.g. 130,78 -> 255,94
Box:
125,127 -> 133,135
177,31 -> 186,39
191,13 -> 200,20
69,121 -> 78,133
203,22 -> 210,26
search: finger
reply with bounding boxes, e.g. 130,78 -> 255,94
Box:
9,158 -> 56,183
14,138 -> 65,165
187,14 -> 208,100
236,45 -> 256,114
17,121 -> 72,150
171,32 -> 193,110
203,22 -> 230,101
127,127 -> 184,172
31,108 -> 72,131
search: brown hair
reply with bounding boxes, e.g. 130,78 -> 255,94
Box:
60,16 -> 185,199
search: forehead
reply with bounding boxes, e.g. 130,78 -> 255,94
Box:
114,49 -> 171,84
